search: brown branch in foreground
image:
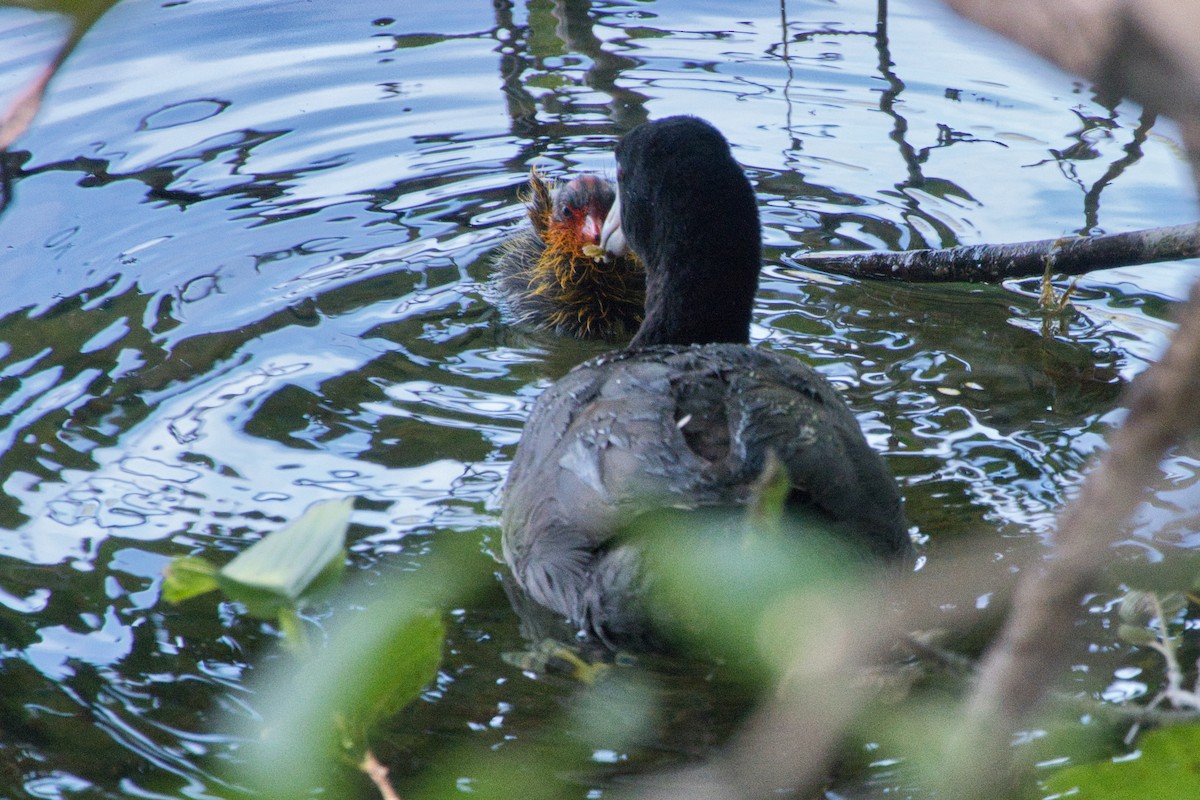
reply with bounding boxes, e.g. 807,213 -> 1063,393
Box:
950,279 -> 1200,795
932,0 -> 1200,792
790,222 -> 1200,283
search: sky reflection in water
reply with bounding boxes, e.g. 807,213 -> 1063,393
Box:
0,0 -> 1197,797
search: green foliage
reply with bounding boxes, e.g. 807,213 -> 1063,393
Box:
1117,590 -> 1186,647
337,608 -> 446,743
238,606 -> 446,799
230,534 -> 491,800
184,499 -> 1200,800
1038,588 -> 1200,799
414,748 -> 578,800
408,669 -> 658,800
161,556 -> 218,603
641,510 -> 865,682
224,501 -> 865,800
1043,725 -> 1200,799
163,497 -> 351,610
162,497 -> 352,649
216,496 -> 351,613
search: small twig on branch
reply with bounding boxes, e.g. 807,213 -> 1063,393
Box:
361,750 -> 403,800
790,222 -> 1200,283
1066,692 -> 1200,727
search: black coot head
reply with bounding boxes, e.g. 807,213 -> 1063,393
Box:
615,117 -> 759,272
607,116 -> 762,347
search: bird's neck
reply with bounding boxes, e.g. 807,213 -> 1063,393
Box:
630,245 -> 760,348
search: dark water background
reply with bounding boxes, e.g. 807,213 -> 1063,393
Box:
0,0 -> 1198,797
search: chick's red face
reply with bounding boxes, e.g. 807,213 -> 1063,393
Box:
552,175 -> 615,246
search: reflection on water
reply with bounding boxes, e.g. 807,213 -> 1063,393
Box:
0,0 -> 1197,797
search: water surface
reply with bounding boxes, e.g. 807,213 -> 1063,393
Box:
0,0 -> 1197,797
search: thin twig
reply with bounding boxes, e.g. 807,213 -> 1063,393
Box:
361,750 -> 403,800
1148,594 -> 1200,711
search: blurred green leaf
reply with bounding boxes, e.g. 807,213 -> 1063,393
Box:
1043,724 -> 1200,799
276,606 -> 307,653
216,497 -> 351,616
232,533 -> 491,800
746,450 -> 790,539
1119,590 -> 1186,627
413,747 -> 574,800
339,608 -> 445,739
567,671 -> 657,751
1159,591 -> 1188,622
410,668 -> 659,800
162,499 -> 350,654
1118,590 -> 1155,625
1116,590 -> 1186,647
161,556 -> 219,603
1116,623 -> 1158,646
640,511 -> 865,683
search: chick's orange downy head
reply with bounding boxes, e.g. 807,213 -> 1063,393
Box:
494,171 -> 644,340
551,174 -> 613,246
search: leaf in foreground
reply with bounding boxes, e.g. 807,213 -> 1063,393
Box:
215,497 -> 351,618
162,497 -> 352,619
1043,724 -> 1200,799
161,556 -> 219,603
231,536 -> 490,800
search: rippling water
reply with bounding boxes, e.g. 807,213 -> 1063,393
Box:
0,0 -> 1197,797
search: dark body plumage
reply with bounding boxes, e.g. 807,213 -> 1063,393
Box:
501,117 -> 912,650
493,172 -> 644,340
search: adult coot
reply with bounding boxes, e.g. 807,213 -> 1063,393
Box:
501,116 -> 912,649
493,172 -> 644,340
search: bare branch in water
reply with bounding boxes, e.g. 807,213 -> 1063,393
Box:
791,222 -> 1200,283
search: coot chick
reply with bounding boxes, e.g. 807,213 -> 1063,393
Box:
493,171 -> 644,340
501,117 -> 912,650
